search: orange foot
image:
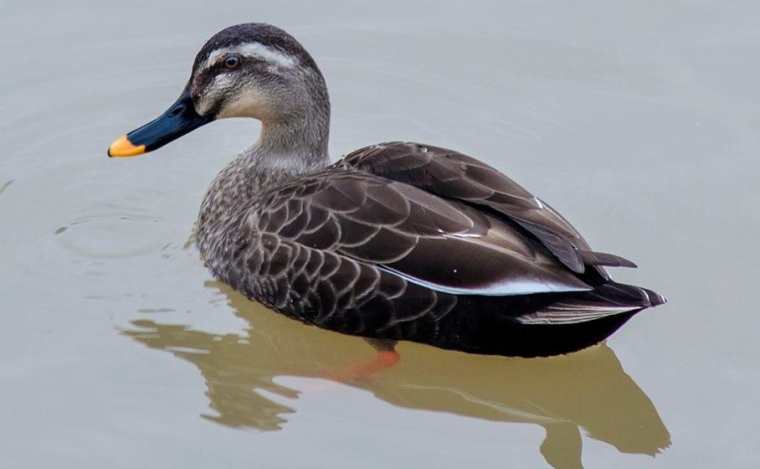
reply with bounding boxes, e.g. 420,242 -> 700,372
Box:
325,350 -> 400,383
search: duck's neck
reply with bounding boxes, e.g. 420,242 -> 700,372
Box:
243,117 -> 330,180
258,111 -> 329,161
198,82 -> 331,257
244,70 -> 332,182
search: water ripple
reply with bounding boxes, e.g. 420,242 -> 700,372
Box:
55,211 -> 167,259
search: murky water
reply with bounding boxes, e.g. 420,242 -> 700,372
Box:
2,1 -> 758,468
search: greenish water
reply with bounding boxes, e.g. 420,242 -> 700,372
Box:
1,1 -> 758,468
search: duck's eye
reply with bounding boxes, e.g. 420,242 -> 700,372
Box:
224,55 -> 240,69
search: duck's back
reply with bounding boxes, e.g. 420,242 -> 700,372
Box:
200,142 -> 664,357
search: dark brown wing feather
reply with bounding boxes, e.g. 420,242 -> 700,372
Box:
200,145 -> 661,357
341,142 -> 635,277
252,171 -> 591,297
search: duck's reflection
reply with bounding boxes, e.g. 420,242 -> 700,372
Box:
123,281 -> 669,469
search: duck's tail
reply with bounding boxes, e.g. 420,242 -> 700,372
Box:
436,281 -> 666,357
479,282 -> 667,357
516,282 -> 667,326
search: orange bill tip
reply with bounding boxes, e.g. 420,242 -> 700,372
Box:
107,135 -> 146,158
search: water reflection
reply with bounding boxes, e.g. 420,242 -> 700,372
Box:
123,282 -> 669,469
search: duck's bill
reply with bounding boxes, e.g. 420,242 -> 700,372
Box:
107,91 -> 212,158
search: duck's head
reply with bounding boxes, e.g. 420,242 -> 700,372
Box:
108,23 -> 329,158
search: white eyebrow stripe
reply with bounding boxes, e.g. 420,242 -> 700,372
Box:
202,43 -> 297,71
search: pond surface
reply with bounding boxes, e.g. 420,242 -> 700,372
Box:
1,1 -> 758,468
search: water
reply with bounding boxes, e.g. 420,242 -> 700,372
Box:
1,1 -> 758,467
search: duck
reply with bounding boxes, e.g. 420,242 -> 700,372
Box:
108,23 -> 665,364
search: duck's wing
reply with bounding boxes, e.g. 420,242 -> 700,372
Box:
253,171 -> 591,297
341,142 -> 635,276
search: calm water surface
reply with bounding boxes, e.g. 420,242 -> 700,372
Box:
1,1 -> 758,468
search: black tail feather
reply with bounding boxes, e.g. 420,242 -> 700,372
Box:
435,282 -> 666,357
516,282 -> 666,326
579,250 -> 638,269
589,282 -> 667,307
